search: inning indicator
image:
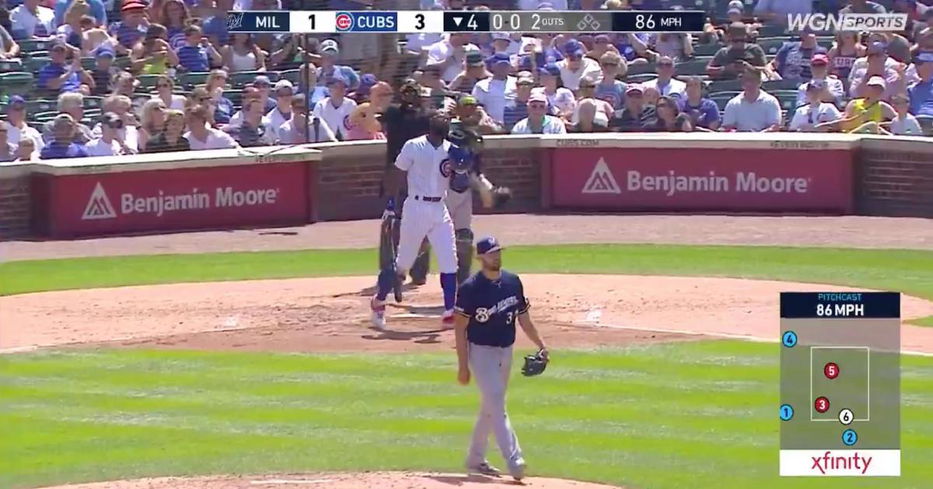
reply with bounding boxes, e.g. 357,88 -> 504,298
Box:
226,10 -> 704,34
779,292 -> 900,477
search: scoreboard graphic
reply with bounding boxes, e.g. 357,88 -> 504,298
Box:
779,292 -> 901,477
225,10 -> 705,34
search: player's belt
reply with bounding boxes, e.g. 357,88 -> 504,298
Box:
413,195 -> 442,202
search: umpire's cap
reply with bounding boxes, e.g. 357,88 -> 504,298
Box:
476,237 -> 502,255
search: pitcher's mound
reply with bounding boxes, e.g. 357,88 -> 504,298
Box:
38,472 -> 623,489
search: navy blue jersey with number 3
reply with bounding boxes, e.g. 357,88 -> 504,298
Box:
455,270 -> 530,348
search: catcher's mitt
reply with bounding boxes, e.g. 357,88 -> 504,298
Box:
492,186 -> 512,208
521,349 -> 549,377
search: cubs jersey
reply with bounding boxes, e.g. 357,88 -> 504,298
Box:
312,97 -> 358,140
395,135 -> 453,199
455,270 -> 530,348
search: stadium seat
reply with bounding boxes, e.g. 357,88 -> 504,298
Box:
84,96 -> 104,109
675,57 -> 712,76
763,79 -> 802,91
279,69 -> 301,84
692,43 -> 723,57
25,56 -> 51,73
626,62 -> 657,76
757,24 -> 788,38
136,74 -> 162,92
83,108 -> 102,121
179,71 -> 211,89
816,37 -> 835,49
26,99 -> 57,114
0,72 -> 35,97
114,56 -> 132,70
80,57 -> 97,71
31,110 -> 58,123
707,79 -> 744,92
709,91 -> 739,110
230,71 -> 279,89
773,90 -> 801,112
0,59 -> 24,72
18,39 -> 54,54
757,37 -> 790,56
223,89 -> 244,108
626,73 -> 657,84
916,115 -> 933,136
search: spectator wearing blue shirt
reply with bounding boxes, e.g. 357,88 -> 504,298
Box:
37,41 -> 93,95
595,52 -> 627,110
176,24 -> 222,72
54,0 -> 106,28
677,76 -> 721,130
772,31 -> 828,82
317,39 -> 360,91
202,0 -> 233,46
109,2 -> 148,53
908,51 -> 933,116
503,72 -> 535,131
40,114 -> 89,159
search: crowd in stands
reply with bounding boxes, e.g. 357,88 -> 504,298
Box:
0,0 -> 931,162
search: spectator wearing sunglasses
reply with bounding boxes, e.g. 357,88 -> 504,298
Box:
511,92 -> 567,134
86,112 -> 135,156
643,56 -> 686,99
595,51 -> 627,110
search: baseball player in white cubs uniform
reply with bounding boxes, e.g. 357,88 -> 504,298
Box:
371,112 -> 459,329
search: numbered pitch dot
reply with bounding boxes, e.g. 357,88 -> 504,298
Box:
779,404 -> 794,421
842,429 -> 859,446
782,331 -> 798,348
814,396 -> 830,413
838,408 -> 854,426
824,362 -> 840,379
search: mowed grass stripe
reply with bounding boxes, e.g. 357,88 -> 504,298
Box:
2,344 -> 932,489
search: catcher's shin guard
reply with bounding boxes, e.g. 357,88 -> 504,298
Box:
410,238 -> 431,284
455,228 -> 474,285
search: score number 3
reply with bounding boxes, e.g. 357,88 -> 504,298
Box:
416,13 -> 425,30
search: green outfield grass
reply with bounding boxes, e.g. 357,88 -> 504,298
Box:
2,244 -> 931,325
1,344 -> 931,489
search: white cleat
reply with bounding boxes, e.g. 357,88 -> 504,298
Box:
509,459 -> 526,481
370,296 -> 386,330
441,309 -> 455,328
466,461 -> 501,476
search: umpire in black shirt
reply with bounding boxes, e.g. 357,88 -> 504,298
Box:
380,80 -> 433,285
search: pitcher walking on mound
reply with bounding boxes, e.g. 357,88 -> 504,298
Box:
371,111 -> 459,330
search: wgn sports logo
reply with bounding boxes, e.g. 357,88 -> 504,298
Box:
335,11 -> 397,32
786,13 -> 907,32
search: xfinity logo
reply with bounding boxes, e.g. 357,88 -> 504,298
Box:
80,182 -> 281,220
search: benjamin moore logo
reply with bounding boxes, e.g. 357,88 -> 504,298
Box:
582,158 -> 621,194
82,182 -> 117,220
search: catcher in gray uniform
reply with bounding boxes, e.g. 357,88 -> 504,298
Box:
445,121 -> 511,285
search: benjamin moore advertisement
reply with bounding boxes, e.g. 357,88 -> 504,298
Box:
551,148 -> 854,213
34,163 -> 309,237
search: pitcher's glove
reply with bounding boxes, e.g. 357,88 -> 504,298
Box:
521,348 -> 549,377
492,186 -> 512,209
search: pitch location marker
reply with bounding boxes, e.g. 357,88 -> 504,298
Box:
824,362 -> 840,379
780,404 -> 794,421
842,429 -> 858,446
814,396 -> 830,413
782,330 -> 798,348
838,408 -> 854,426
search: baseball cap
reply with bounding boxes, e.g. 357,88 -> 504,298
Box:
728,0 -> 744,9
356,73 -> 377,96
459,95 -> 478,106
528,92 -> 547,104
95,46 -> 115,58
466,49 -> 484,66
491,32 -> 510,41
626,84 -> 644,95
101,111 -> 122,127
866,76 -> 887,89
50,40 -> 69,52
253,75 -> 272,87
595,34 -> 611,44
868,41 -> 887,54
476,236 -> 502,255
326,74 -> 348,87
516,71 -> 535,85
563,39 -> 585,58
539,62 -> 561,77
728,22 -> 747,36
321,39 -> 340,55
488,52 -> 511,67
6,95 -> 25,112
914,50 -> 933,64
811,53 -> 829,66
121,1 -> 146,11
727,6 -> 742,15
578,76 -> 596,88
274,79 -> 294,95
